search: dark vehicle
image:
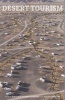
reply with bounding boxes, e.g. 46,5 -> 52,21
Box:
11,65 -> 27,70
17,81 -> 30,87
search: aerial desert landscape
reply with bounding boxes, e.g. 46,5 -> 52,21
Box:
0,0 -> 64,100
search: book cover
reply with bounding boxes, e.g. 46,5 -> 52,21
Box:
0,0 -> 64,100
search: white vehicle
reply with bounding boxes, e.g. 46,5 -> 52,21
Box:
6,92 -> 15,96
11,66 -> 15,70
39,66 -> 52,70
11,66 -> 21,70
16,85 -> 22,91
40,37 -> 49,41
19,34 -> 25,37
43,38 -> 50,41
0,54 -> 2,57
40,77 -> 54,83
55,60 -> 64,62
53,43 -> 64,46
6,73 -> 14,78
56,43 -> 61,46
33,41 -> 37,44
58,34 -> 63,37
61,74 -> 65,77
40,38 -> 43,41
28,41 -> 37,45
39,66 -> 46,69
51,31 -> 56,33
4,33 -> 9,35
17,81 -> 22,85
11,65 -> 18,70
16,62 -> 21,65
59,66 -> 64,69
28,41 -> 33,45
39,78 -> 45,82
0,83 -> 3,87
51,53 -> 58,56
36,55 -> 41,58
4,87 -> 12,91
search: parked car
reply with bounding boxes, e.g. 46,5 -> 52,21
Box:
11,65 -> 27,70
6,92 -> 15,96
0,82 -> 11,88
16,85 -> 22,91
6,73 -> 14,78
4,87 -> 12,91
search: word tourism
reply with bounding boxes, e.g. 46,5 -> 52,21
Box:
1,5 -> 63,12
